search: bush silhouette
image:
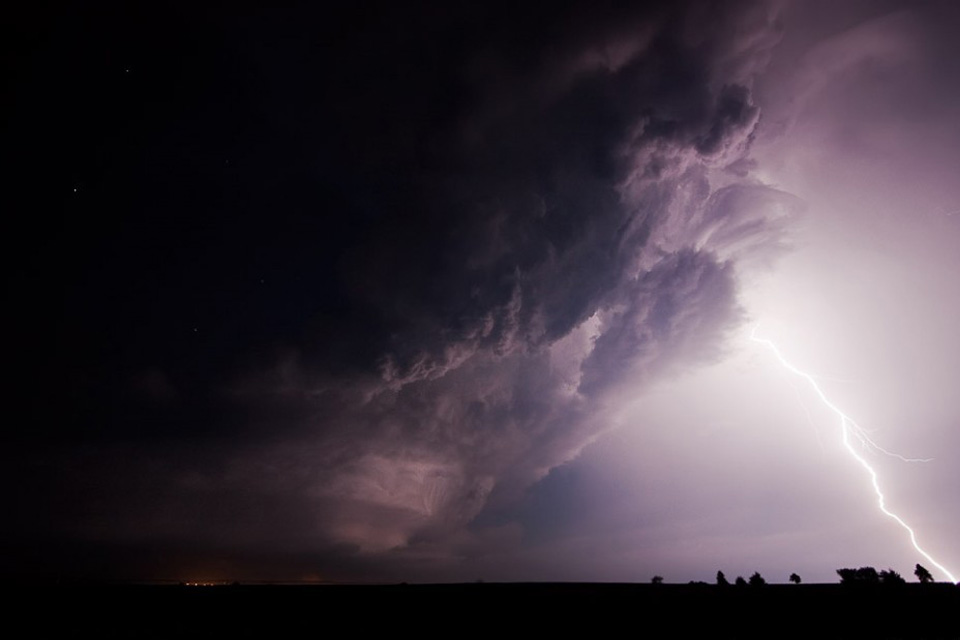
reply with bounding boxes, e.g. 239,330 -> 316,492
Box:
651,575 -> 664,585
789,573 -> 801,584
735,576 -> 747,587
837,567 -> 879,585
879,569 -> 905,585
716,571 -> 729,586
748,572 -> 766,587
914,564 -> 934,584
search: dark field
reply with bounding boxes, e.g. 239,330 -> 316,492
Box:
12,582 -> 959,637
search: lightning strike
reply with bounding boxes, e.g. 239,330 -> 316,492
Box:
750,326 -> 957,584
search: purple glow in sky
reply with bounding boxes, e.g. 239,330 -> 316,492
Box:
3,0 -> 959,584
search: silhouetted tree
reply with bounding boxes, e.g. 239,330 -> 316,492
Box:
837,568 -> 856,584
915,564 -> 934,584
789,573 -> 801,584
879,569 -> 905,585
651,575 -> 664,585
858,567 -> 879,583
716,571 -> 729,586
749,572 -> 766,587
735,576 -> 747,587
837,567 -> 879,585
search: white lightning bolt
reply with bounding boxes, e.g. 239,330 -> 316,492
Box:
750,326 -> 957,584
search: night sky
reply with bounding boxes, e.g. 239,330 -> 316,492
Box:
4,0 -> 959,584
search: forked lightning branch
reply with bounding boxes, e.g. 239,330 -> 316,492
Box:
750,326 -> 956,584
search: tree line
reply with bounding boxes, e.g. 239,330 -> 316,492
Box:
650,564 -> 939,585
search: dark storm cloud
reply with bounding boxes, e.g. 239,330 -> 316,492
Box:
308,3 -> 771,385
210,0 -> 791,565
579,249 -> 740,395
2,0 -> 795,580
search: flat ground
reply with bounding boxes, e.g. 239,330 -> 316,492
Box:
12,582 -> 959,637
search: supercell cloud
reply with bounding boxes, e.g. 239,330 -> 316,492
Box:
7,0 -> 956,583
4,0 -> 790,580
219,0 -> 790,572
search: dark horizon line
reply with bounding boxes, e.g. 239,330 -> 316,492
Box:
20,578 -> 959,588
